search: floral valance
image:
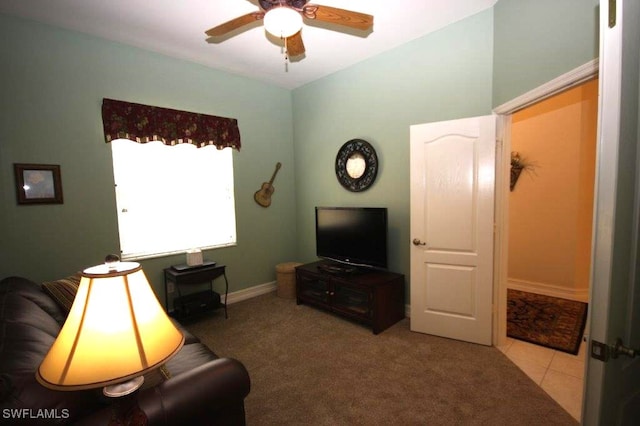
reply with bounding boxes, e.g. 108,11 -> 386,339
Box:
101,98 -> 241,150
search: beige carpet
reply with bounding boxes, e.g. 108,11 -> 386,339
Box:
185,292 -> 577,426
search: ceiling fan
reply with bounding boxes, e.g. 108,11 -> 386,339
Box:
205,0 -> 374,59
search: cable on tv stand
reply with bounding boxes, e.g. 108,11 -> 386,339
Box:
317,263 -> 358,275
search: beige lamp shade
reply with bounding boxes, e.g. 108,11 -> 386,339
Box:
37,261 -> 184,392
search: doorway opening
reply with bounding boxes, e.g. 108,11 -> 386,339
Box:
493,59 -> 599,347
498,78 -> 598,422
508,78 -> 598,303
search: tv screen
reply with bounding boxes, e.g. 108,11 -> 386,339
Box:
315,207 -> 388,270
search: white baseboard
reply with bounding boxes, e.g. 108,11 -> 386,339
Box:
508,278 -> 589,303
226,281 -> 277,305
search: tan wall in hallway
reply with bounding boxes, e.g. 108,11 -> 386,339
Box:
508,79 -> 598,296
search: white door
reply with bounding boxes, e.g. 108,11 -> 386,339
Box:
409,115 -> 496,345
583,0 -> 640,423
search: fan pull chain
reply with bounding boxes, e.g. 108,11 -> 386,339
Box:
283,36 -> 289,72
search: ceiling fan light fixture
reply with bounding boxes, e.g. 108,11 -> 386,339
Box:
263,6 -> 302,38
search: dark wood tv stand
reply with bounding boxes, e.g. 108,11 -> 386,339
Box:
295,261 -> 405,334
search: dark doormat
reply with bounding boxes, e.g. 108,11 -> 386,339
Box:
507,289 -> 588,355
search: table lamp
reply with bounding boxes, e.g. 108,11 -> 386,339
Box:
36,255 -> 185,397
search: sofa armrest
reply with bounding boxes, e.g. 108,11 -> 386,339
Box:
138,357 -> 250,425
74,358 -> 250,426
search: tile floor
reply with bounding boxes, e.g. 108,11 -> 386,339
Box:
498,337 -> 586,422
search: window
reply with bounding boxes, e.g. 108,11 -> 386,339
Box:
111,139 -> 236,260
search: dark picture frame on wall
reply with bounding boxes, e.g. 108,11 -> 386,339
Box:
14,163 -> 64,205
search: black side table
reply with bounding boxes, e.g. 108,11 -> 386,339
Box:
164,263 -> 229,320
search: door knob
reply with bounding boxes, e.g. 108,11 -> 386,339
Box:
591,338 -> 638,361
412,238 -> 426,246
611,338 -> 638,359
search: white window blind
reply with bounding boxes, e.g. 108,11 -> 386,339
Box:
111,139 -> 236,260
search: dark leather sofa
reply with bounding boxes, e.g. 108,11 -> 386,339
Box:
0,276 -> 250,425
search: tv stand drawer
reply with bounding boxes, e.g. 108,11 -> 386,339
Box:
297,273 -> 330,305
295,261 -> 405,334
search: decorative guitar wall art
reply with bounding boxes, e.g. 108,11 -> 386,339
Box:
254,162 -> 281,207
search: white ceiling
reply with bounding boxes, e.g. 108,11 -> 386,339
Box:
0,0 -> 497,89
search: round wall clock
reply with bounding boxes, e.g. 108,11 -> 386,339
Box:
335,139 -> 378,192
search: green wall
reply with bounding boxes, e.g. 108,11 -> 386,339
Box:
492,0 -> 599,106
0,0 -> 601,303
291,10 -> 495,284
291,0 -> 600,289
0,14 -> 297,300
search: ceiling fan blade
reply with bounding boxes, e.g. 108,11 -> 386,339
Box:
286,31 -> 305,57
205,12 -> 264,37
306,5 -> 373,31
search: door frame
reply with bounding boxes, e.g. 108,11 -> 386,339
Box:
491,59 -> 599,347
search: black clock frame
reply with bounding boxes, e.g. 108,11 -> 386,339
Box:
335,139 -> 378,192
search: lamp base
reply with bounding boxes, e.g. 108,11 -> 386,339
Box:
103,376 -> 144,397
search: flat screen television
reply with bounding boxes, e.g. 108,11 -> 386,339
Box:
315,207 -> 388,271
